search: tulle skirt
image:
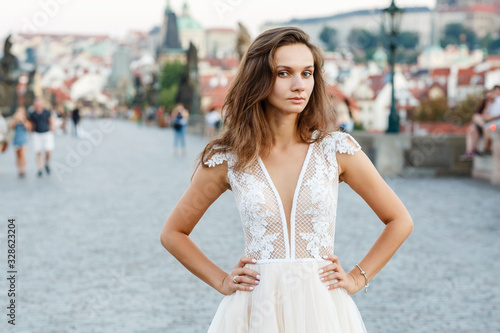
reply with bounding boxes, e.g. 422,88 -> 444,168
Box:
207,260 -> 367,333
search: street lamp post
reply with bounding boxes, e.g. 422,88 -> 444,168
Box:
382,0 -> 403,133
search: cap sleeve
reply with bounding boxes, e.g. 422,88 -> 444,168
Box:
323,131 -> 361,155
203,146 -> 235,168
322,132 -> 361,175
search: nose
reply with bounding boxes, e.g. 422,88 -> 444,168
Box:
291,74 -> 305,92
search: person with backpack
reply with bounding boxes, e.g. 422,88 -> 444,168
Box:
170,103 -> 189,155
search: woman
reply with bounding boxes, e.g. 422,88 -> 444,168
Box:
460,89 -> 495,160
170,103 -> 189,155
160,27 -> 413,332
10,107 -> 31,178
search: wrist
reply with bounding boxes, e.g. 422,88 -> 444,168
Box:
217,273 -> 230,295
353,264 -> 370,293
348,270 -> 363,291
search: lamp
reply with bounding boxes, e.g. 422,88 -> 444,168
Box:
382,0 -> 404,133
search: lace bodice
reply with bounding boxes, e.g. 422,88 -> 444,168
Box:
204,131 -> 361,264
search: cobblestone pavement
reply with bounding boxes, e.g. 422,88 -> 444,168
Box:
0,119 -> 499,333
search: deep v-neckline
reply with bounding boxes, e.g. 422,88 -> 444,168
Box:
257,141 -> 314,259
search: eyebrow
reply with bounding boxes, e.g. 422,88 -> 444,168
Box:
276,65 -> 314,70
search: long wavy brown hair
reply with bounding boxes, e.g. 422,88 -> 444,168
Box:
196,26 -> 337,173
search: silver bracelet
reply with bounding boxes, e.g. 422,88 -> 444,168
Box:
355,264 -> 369,293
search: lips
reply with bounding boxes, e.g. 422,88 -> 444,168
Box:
289,97 -> 305,101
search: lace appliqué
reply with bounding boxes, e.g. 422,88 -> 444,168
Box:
233,173 -> 277,260
204,150 -> 277,260
299,160 -> 335,259
322,132 -> 361,177
203,149 -> 236,168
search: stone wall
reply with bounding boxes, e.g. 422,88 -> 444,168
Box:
347,132 -> 472,177
185,118 -> 473,178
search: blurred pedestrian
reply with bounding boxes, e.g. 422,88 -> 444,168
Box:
0,113 -> 8,174
336,98 -> 354,133
29,98 -> 55,177
9,106 -> 31,178
482,85 -> 500,154
461,86 -> 500,160
204,107 -> 222,139
55,104 -> 67,135
71,102 -> 81,137
171,103 -> 189,155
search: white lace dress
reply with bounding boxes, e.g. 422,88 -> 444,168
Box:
205,131 -> 367,333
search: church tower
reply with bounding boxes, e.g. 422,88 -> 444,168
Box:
160,0 -> 182,50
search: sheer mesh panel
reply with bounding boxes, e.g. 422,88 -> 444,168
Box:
230,162 -> 288,261
204,132 -> 361,262
294,142 -> 337,259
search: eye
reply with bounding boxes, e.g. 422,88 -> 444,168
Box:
277,71 -> 288,77
302,71 -> 313,78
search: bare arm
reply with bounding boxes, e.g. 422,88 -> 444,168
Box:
337,143 -> 414,293
49,114 -> 55,131
160,162 -> 260,295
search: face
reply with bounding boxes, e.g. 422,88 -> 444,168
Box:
34,98 -> 44,111
265,43 -> 314,116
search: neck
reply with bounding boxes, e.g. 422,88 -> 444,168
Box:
265,104 -> 300,150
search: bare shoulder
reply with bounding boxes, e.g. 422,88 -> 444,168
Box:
198,149 -> 232,191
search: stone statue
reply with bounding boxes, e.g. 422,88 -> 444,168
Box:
146,71 -> 159,107
236,22 -> 252,61
176,42 -> 200,114
1,35 -> 19,82
0,35 -> 20,116
23,69 -> 36,108
132,75 -> 146,106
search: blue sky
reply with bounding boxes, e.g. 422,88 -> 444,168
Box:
2,0 -> 435,38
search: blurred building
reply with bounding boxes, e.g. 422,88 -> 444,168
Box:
206,28 -> 237,59
177,1 -> 205,58
262,7 -> 433,49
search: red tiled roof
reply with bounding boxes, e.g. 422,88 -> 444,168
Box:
431,68 -> 451,77
457,69 -> 485,86
202,57 -> 240,70
487,55 -> 500,61
467,4 -> 496,13
201,74 -> 235,112
326,85 -> 359,110
367,74 -> 386,96
49,87 -> 71,104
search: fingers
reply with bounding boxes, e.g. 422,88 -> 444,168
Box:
231,256 -> 260,292
235,256 -> 257,269
233,272 -> 260,286
321,254 -> 339,263
231,275 -> 257,292
319,254 -> 351,291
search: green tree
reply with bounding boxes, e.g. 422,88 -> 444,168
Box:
348,28 -> 378,50
348,28 -> 379,63
448,93 -> 483,125
440,23 -> 477,49
158,84 -> 179,111
415,96 -> 449,122
483,30 -> 500,53
319,26 -> 338,51
159,60 -> 185,111
398,31 -> 419,49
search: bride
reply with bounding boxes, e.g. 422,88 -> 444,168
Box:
160,27 -> 413,332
